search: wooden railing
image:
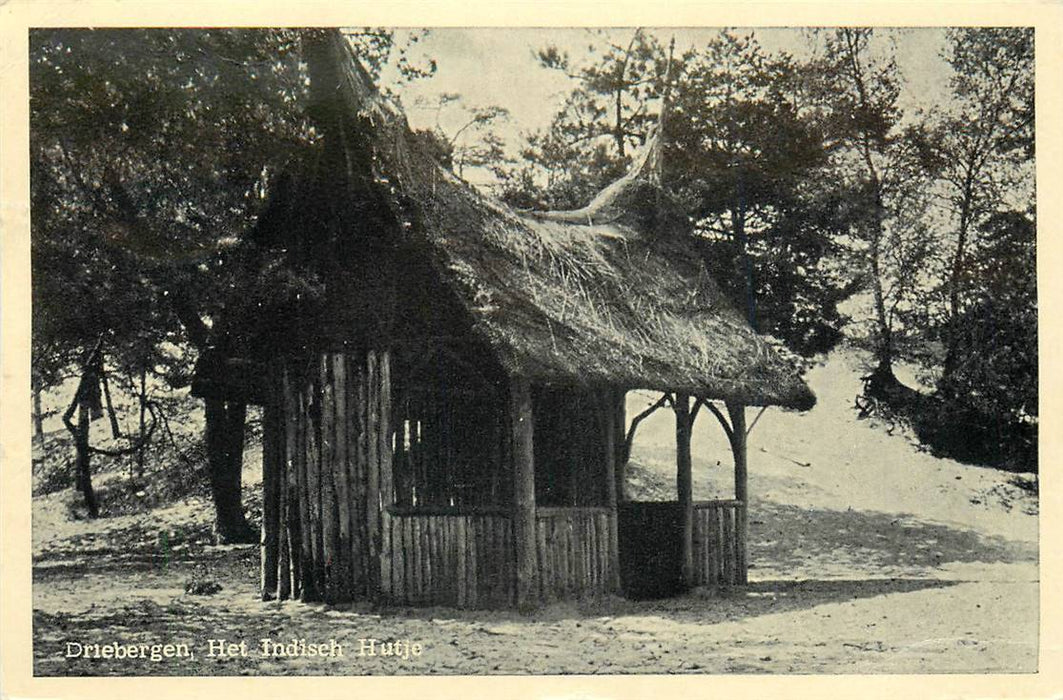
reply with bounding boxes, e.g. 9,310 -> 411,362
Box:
380,509 -> 514,608
380,505 -> 620,608
379,501 -> 736,608
534,507 -> 619,601
692,499 -> 746,586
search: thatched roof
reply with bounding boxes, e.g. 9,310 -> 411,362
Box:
202,31 -> 814,410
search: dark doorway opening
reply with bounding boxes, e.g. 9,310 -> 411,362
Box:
617,501 -> 685,599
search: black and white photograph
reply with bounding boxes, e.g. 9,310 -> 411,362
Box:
5,7 -> 1056,691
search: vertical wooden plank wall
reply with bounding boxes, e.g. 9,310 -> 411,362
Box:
261,350 -> 392,603
260,399 -> 282,600
379,511 -> 515,608
281,371 -> 301,599
378,507 -> 621,608
534,508 -> 620,601
261,361 -> 664,606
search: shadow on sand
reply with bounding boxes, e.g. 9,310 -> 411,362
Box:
748,499 -> 1036,575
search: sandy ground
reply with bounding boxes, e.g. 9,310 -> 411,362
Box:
31,349 -> 1038,675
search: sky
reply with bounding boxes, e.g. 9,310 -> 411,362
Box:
378,27 -> 953,185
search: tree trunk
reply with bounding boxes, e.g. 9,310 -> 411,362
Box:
674,393 -> 694,589
167,286 -> 254,541
943,184 -> 974,383
75,401 -> 99,519
732,191 -> 757,332
33,375 -> 45,449
868,192 -> 893,373
136,368 -> 147,479
204,398 -> 255,543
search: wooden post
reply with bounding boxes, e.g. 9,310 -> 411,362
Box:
613,389 -> 627,502
600,389 -> 621,591
332,354 -> 352,600
302,378 -> 320,600
281,369 -> 302,599
260,398 -> 282,600
296,376 -> 317,601
319,356 -> 339,603
366,351 -> 380,592
350,354 -> 368,596
277,405 -> 292,601
674,393 -> 694,589
510,377 -> 538,611
726,401 -> 748,584
375,350 -> 392,594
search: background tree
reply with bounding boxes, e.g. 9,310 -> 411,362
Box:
499,30 -> 853,357
410,93 -> 511,179
31,132 -> 179,516
498,29 -> 672,209
31,28 -> 312,532
931,27 -> 1034,385
30,28 -> 434,533
666,30 -> 851,356
812,28 -> 943,391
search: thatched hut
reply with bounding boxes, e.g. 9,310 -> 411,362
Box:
194,30 -> 814,609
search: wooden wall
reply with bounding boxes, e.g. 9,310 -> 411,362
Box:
379,506 -> 620,608
380,508 -> 514,608
535,507 -> 619,601
261,349 -> 392,603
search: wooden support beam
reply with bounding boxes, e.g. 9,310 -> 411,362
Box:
366,351 -> 380,594
303,377 -> 323,601
281,369 -> 301,599
331,354 -> 353,600
510,377 -> 539,611
277,406 -> 292,601
726,401 -> 748,584
319,355 -> 339,603
349,354 -> 367,597
613,390 -> 627,502
674,393 -> 694,589
260,398 -> 282,600
288,368 -> 315,600
600,389 -> 621,592
373,350 -> 393,596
